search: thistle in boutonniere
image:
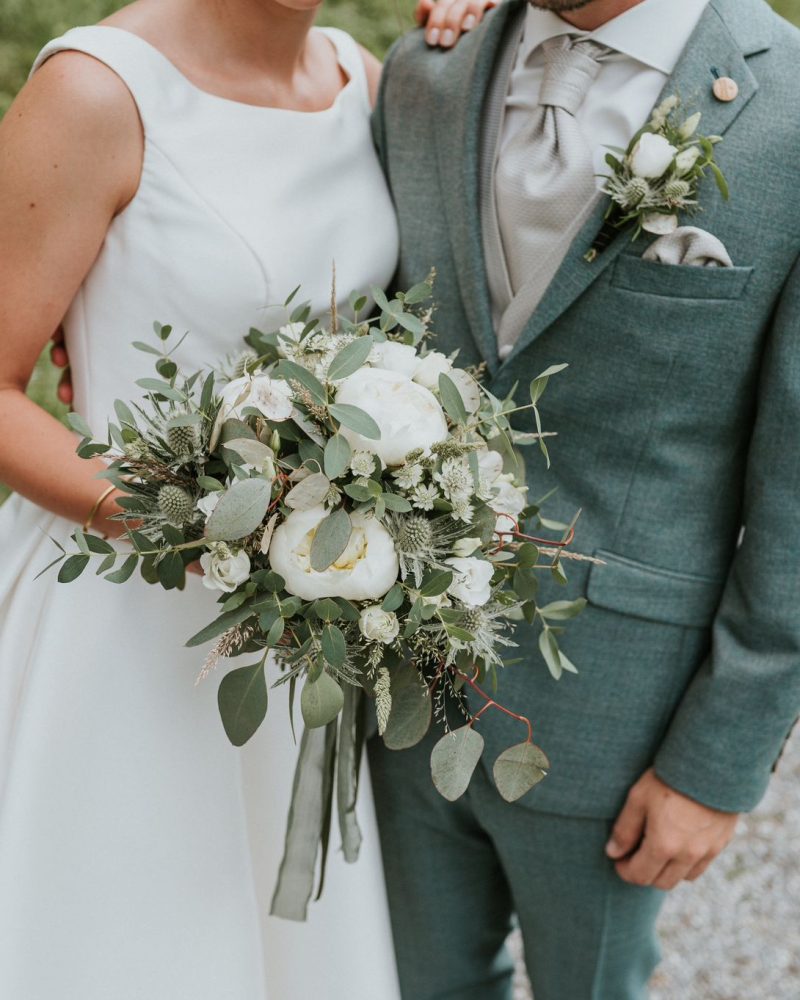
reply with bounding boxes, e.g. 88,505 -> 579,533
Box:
585,94 -> 730,261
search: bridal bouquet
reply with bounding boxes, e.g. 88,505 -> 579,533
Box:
53,277 -> 587,918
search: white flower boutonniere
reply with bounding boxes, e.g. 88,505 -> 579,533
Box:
586,95 -> 730,261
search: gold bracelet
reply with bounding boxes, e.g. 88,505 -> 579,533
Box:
83,485 -> 116,533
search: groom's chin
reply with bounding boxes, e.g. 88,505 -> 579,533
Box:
527,0 -> 597,12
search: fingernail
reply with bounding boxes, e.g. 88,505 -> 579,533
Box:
426,28 -> 440,46
463,14 -> 477,30
605,837 -> 622,857
441,29 -> 456,47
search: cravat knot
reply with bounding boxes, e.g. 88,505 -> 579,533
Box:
538,36 -> 606,116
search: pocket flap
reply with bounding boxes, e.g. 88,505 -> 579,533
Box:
611,253 -> 754,300
587,550 -> 724,628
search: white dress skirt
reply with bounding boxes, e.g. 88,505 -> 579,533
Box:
0,25 -> 402,1000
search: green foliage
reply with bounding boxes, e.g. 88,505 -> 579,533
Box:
430,725 -> 485,801
493,741 -> 550,802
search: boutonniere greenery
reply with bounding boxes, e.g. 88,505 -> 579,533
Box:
585,94 -> 729,262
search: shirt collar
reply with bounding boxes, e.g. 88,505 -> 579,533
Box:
520,0 -> 711,75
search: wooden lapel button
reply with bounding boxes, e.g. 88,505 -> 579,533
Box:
712,76 -> 739,102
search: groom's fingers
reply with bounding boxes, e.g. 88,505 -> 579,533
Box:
606,787 -> 647,860
613,830 -> 670,887
685,853 -> 715,882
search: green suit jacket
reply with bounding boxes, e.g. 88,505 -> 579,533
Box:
373,0 -> 800,816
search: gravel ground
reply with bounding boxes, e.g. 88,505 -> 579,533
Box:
511,729 -> 800,999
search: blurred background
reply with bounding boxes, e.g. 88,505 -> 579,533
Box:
1,2 -> 798,997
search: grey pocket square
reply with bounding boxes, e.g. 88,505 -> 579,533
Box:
642,226 -> 733,268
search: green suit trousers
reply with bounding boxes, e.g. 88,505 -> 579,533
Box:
369,734 -> 665,1000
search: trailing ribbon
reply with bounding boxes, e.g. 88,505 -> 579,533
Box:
270,720 -> 337,921
337,685 -> 365,864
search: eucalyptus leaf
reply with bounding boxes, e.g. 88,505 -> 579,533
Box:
66,412 -> 93,439
326,337 -> 374,381
323,434 -> 351,480
430,726 -> 485,802
530,363 -> 568,406
539,629 -> 563,680
328,403 -> 381,440
382,668 -> 432,750
218,661 -> 268,747
301,671 -> 345,728
206,478 -> 271,542
105,553 -> 138,584
222,437 -> 274,470
321,624 -> 347,668
493,742 -> 550,802
438,373 -> 468,425
285,472 -> 331,511
310,508 -> 352,572
538,598 -> 587,621
58,554 -> 90,583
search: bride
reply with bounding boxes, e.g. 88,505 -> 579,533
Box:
0,1 -> 488,997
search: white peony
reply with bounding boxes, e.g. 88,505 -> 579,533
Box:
200,543 -> 251,593
370,341 -> 420,378
334,368 -> 448,467
359,606 -> 400,644
629,133 -> 677,179
413,350 -> 453,390
444,556 -> 494,607
268,504 -> 399,601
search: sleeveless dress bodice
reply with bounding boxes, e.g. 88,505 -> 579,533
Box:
33,25 -> 398,430
0,25 -> 401,1000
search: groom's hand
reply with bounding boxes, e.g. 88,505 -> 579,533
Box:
606,769 -> 740,890
50,326 -> 74,406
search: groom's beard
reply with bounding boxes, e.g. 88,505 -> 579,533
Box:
528,0 -> 596,10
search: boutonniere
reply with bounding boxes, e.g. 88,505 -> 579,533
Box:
585,95 -> 729,262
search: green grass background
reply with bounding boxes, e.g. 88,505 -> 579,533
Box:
1,0 -> 798,501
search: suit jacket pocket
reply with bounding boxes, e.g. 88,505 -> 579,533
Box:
611,253 -> 754,300
587,550 -> 725,628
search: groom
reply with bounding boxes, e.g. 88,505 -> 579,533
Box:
367,0 -> 800,997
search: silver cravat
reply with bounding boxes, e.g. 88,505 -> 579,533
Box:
493,35 -> 609,356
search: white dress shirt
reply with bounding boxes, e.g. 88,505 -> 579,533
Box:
500,0 -> 711,187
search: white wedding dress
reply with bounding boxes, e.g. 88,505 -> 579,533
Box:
0,25 -> 401,1000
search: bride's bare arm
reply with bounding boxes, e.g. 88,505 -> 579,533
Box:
0,52 -> 142,535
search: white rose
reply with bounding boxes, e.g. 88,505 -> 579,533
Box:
488,477 -> 528,518
268,504 -> 399,601
477,450 -> 504,483
359,605 -> 400,644
674,146 -> 701,175
641,212 -> 679,235
370,340 -> 420,379
200,543 -> 251,593
488,477 -> 528,536
629,133 -> 678,179
196,493 -> 221,520
452,536 -> 482,557
334,368 -> 448,467
413,350 -> 453,390
277,322 -> 306,357
444,556 -> 494,608
678,112 -> 702,140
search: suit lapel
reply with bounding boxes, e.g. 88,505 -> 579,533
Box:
500,0 -> 764,370
434,0 -> 527,373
